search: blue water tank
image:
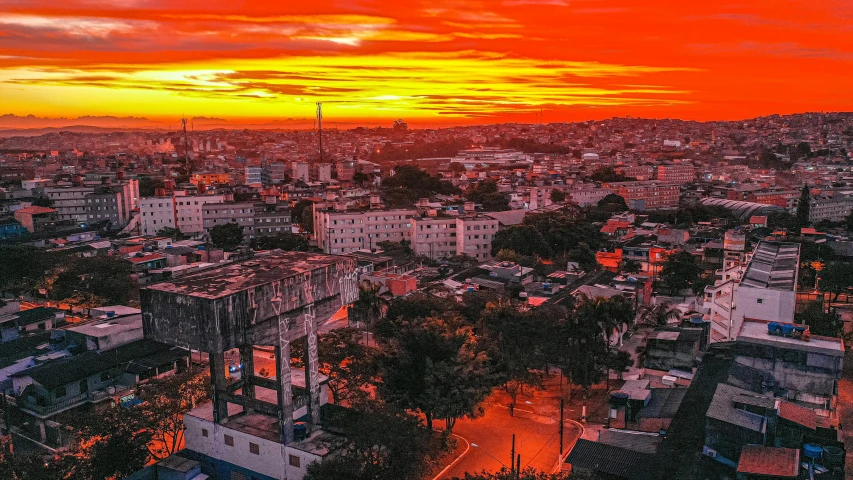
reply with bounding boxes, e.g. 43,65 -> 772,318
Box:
781,324 -> 794,336
794,325 -> 807,334
803,443 -> 823,459
198,245 -> 205,250
293,422 -> 308,440
768,322 -> 780,334
106,311 -> 115,318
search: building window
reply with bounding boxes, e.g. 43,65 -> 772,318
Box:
250,442 -> 259,454
224,434 -> 234,446
202,428 -> 209,437
289,455 -> 301,467
757,298 -> 763,304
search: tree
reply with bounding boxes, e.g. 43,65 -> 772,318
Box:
550,189 -> 566,203
352,171 -> 371,185
797,184 -> 811,226
250,233 -> 309,251
305,401 -> 445,480
607,350 -> 633,380
70,404 -> 152,480
32,196 -> 52,208
0,246 -> 66,297
491,225 -> 552,258
637,302 -> 681,327
292,200 -> 315,233
350,283 -> 387,345
156,227 -> 186,240
588,166 -> 635,183
315,328 -> 376,404
209,222 -> 244,251
468,181 -> 510,212
797,302 -> 842,338
50,254 -> 136,307
659,251 -> 700,296
568,242 -> 597,273
562,295 -> 611,395
378,315 -> 493,431
819,261 -> 853,302
453,468 -> 571,480
597,193 -> 628,211
449,162 -> 467,173
621,259 -> 641,274
135,370 -> 211,460
138,176 -> 165,197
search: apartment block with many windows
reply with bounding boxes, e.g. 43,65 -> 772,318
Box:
314,207 -> 417,254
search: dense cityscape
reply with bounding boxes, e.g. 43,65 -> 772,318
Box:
0,110 -> 851,480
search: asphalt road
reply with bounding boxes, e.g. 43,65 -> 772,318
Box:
438,379 -> 586,479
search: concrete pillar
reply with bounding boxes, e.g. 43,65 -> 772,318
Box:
239,346 -> 255,400
303,319 -> 321,428
38,419 -> 46,443
208,351 -> 229,422
276,317 -> 295,444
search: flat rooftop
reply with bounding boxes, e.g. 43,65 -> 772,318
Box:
66,313 -> 141,338
738,319 -> 844,357
740,241 -> 799,291
145,251 -> 350,300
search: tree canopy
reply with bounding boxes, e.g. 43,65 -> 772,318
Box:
209,222 -> 245,251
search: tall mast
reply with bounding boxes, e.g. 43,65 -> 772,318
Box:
316,102 -> 323,164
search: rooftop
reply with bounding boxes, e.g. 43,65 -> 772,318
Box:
565,439 -> 647,478
145,251 -> 350,300
706,383 -> 769,432
737,319 -> 844,357
66,314 -> 142,339
740,241 -> 799,291
736,445 -> 799,478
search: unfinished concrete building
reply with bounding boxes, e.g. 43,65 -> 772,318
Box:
140,251 -> 358,479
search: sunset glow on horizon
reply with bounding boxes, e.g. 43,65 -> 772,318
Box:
2,0 -> 853,127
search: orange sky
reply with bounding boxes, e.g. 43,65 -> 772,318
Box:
1,0 -> 853,127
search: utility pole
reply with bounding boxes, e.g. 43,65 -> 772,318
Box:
510,434 -> 515,477
559,398 -> 565,457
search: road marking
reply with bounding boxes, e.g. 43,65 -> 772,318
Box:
431,433 -> 471,480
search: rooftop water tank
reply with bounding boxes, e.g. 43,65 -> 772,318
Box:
803,443 -> 823,459
823,446 -> 843,468
781,324 -> 794,336
768,322 -> 780,334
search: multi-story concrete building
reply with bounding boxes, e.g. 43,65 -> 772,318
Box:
456,215 -> 500,261
809,195 -> 853,223
292,162 -> 310,183
45,186 -> 94,223
268,162 -> 287,184
411,214 -> 499,261
411,216 -> 459,260
140,194 -> 229,236
607,181 -> 681,210
705,241 -> 800,344
620,165 -> 656,181
245,165 -> 266,186
139,252 -> 358,480
253,202 -> 292,236
202,202 -> 256,241
568,186 -> 611,207
656,164 -> 695,184
190,172 -> 230,186
314,207 -> 417,254
85,189 -> 124,228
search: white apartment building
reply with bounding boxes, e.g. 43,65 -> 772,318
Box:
411,215 -> 499,261
809,195 -> 853,223
45,186 -> 94,223
706,241 -> 800,343
314,207 -> 417,254
456,215 -> 499,261
245,165 -> 264,186
202,202 -> 256,241
568,186 -> 611,207
140,194 -> 228,236
292,162 -> 310,183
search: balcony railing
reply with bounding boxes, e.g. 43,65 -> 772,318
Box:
19,385 -> 132,416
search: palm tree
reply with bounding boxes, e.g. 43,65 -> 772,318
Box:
350,283 -> 386,345
637,302 -> 682,327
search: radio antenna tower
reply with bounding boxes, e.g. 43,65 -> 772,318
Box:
181,116 -> 191,175
316,102 -> 323,164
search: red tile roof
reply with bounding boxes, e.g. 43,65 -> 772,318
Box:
778,400 -> 817,430
16,206 -> 57,215
737,446 -> 799,478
